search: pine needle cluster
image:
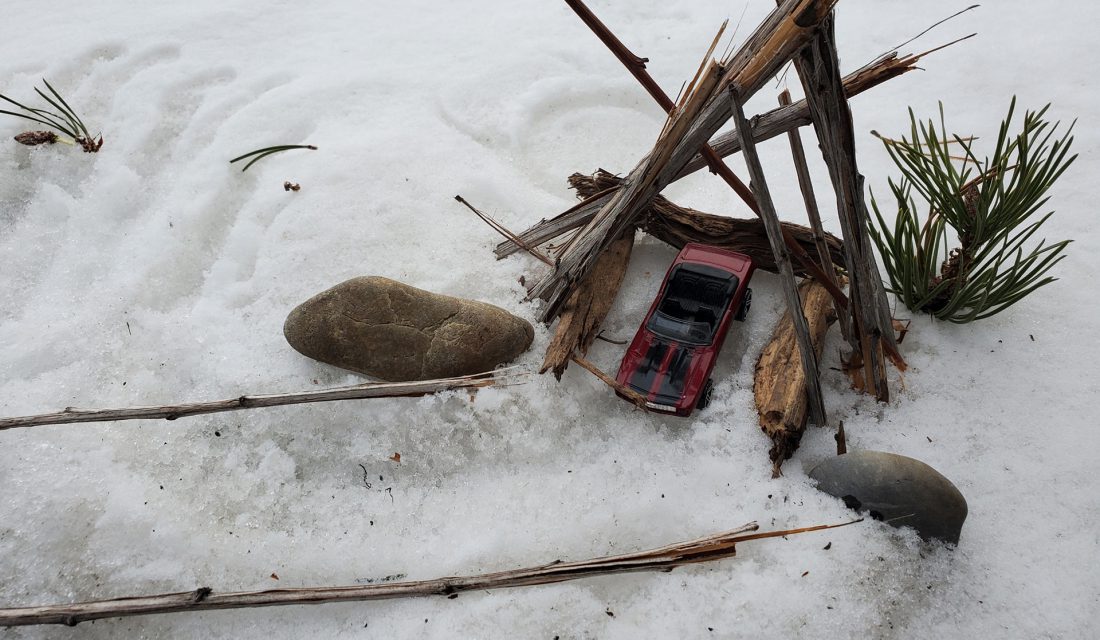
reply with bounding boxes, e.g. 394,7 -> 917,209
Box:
869,98 -> 1076,323
0,79 -> 102,152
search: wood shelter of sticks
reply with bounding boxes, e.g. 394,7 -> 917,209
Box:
502,0 -> 911,428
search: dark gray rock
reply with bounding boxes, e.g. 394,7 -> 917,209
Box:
284,277 -> 533,381
809,450 -> 968,544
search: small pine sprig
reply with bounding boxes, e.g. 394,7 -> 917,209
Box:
868,98 -> 1077,323
229,144 -> 317,172
1,79 -> 102,152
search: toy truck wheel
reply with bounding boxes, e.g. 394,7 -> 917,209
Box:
735,288 -> 752,321
697,378 -> 715,410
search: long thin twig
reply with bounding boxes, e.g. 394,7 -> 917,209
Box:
0,368 -> 525,431
0,519 -> 861,627
454,195 -> 554,266
872,4 -> 979,62
570,354 -> 646,408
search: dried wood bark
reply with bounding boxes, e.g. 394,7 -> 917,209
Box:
495,47 -> 933,260
541,229 -> 634,378
528,0 -> 839,321
0,369 -> 522,431
0,520 -> 861,627
792,15 -> 905,401
754,279 -> 837,476
568,170 -> 844,277
730,96 -> 827,429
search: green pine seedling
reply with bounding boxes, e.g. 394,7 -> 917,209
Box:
868,98 -> 1076,323
1,79 -> 102,152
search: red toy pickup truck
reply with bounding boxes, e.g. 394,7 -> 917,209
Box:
615,243 -> 755,416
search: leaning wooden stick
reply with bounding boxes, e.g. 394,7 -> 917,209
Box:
731,96 -> 827,429
0,519 -> 861,627
0,368 -> 524,431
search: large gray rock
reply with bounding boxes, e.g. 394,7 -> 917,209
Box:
284,277 -> 533,381
809,450 -> 968,544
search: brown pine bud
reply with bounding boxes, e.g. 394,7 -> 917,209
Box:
14,130 -> 59,146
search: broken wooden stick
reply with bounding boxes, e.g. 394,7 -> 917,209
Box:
455,195 -> 553,266
779,89 -> 851,343
754,279 -> 838,476
0,368 -> 525,431
570,354 -> 646,407
0,520 -> 861,627
731,95 -> 827,429
541,229 -> 635,378
793,14 -> 905,400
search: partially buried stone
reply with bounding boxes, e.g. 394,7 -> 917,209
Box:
284,276 -> 534,381
809,450 -> 968,544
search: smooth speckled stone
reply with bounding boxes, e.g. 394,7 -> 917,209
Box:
809,450 -> 968,544
284,277 -> 533,381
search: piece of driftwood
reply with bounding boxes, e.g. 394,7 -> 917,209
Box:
529,0 -> 839,321
778,89 -> 851,343
754,280 -> 837,476
0,369 -> 523,431
793,15 -> 905,401
569,170 -> 844,277
541,229 -> 635,378
0,520 -> 862,627
730,96 -> 827,430
494,44 -> 945,260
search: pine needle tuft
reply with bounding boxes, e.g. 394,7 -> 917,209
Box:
869,98 -> 1076,323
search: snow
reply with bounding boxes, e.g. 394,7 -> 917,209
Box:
1,0 -> 1097,637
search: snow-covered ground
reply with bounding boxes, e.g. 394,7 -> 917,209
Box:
1,0 -> 1097,637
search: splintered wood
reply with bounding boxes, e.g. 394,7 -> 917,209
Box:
541,229 -> 634,378
0,521 -> 860,627
754,280 -> 838,476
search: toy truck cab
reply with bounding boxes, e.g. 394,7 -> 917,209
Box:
615,243 -> 755,416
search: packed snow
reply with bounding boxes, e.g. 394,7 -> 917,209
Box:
1,0 -> 1097,637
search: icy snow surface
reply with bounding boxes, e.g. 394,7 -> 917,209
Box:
1,0 -> 1097,637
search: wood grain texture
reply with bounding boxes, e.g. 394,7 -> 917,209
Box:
754,279 -> 837,476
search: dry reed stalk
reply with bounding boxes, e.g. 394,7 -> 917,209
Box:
0,520 -> 860,627
0,368 -> 525,431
